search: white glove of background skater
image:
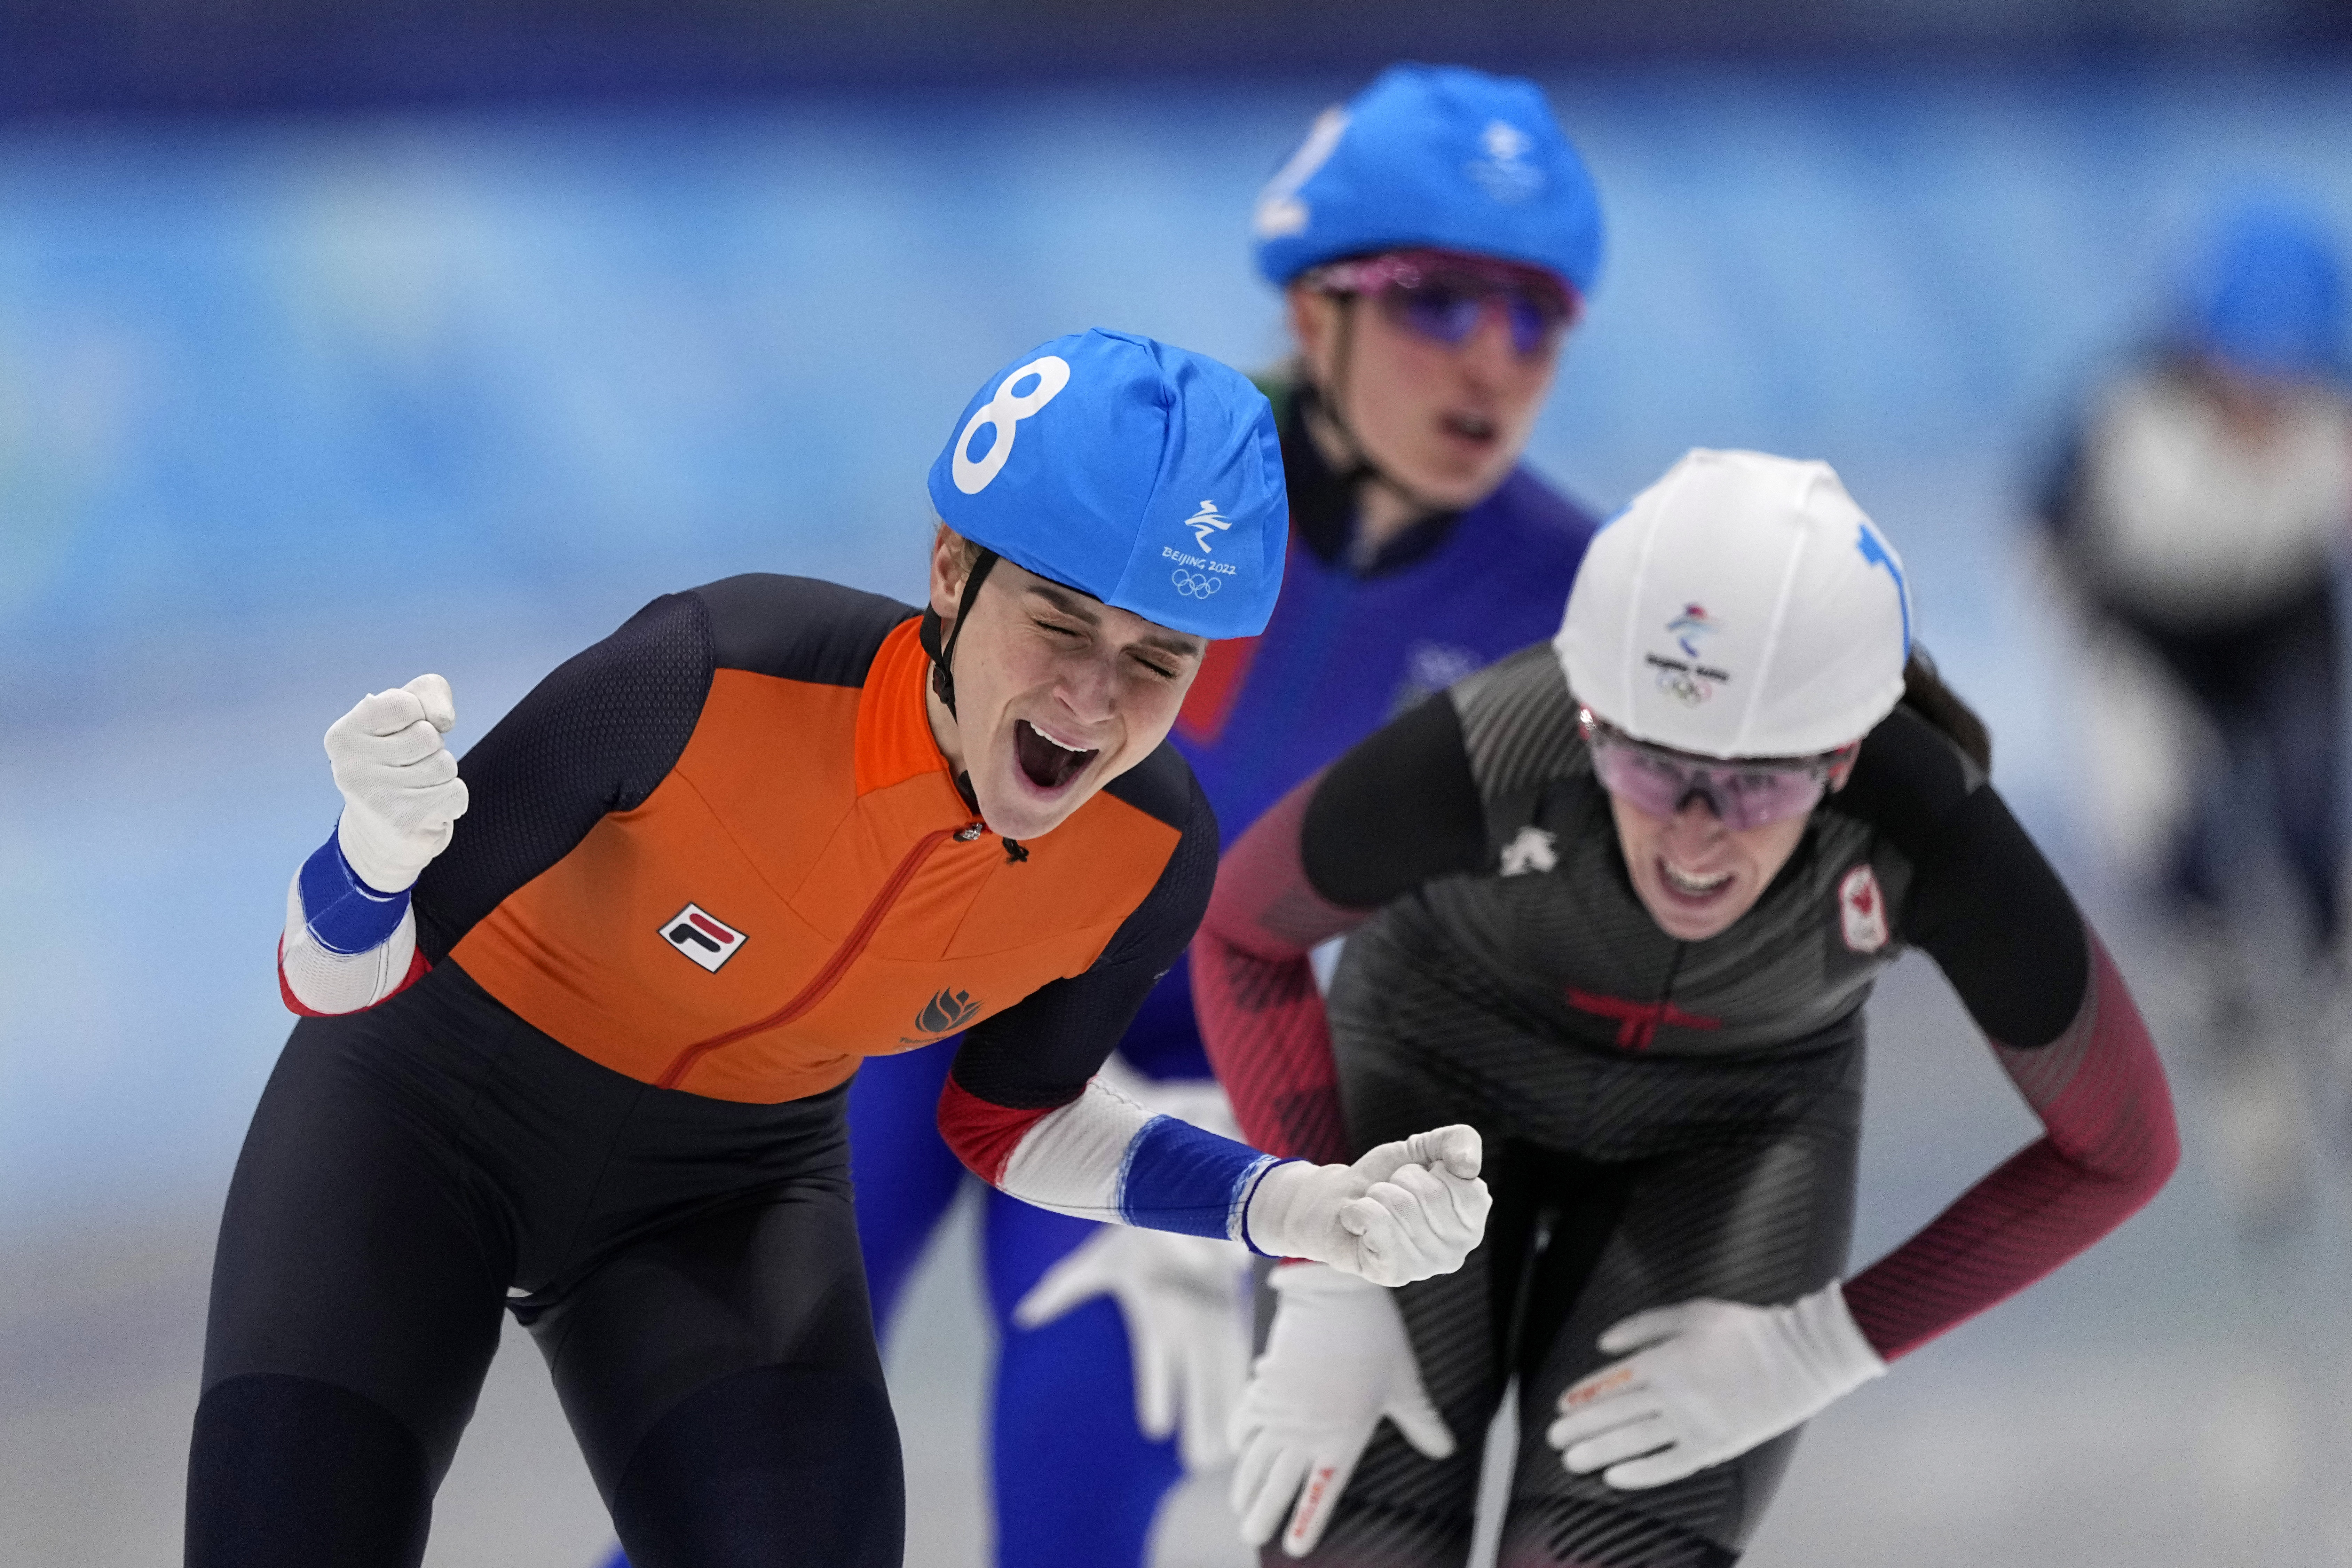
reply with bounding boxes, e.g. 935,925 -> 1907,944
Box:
1244,1125 -> 1490,1286
1015,1224 -> 1252,1471
1229,1263 -> 1454,1558
324,673 -> 467,892
1546,1280 -> 1885,1489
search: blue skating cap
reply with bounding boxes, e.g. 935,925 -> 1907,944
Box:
1252,63 -> 1603,295
2177,195 -> 2346,377
926,329 -> 1287,640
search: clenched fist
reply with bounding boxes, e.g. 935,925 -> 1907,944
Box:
1243,1125 -> 1491,1286
325,674 -> 467,892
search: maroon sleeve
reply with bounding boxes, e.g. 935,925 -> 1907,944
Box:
1192,774 -> 1371,1164
1196,695 -> 1491,1161
1841,932 -> 2179,1360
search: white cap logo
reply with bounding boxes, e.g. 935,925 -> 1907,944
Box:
1467,118 -> 1544,204
1482,120 -> 1531,161
1186,499 -> 1231,553
1650,603 -> 1730,706
952,355 -> 1071,496
1157,497 -> 1243,596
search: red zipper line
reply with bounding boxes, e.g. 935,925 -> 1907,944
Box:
656,824 -> 973,1090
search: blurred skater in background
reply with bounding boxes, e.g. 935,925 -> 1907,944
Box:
834,64 -> 1605,1568
2035,195 -> 2352,1232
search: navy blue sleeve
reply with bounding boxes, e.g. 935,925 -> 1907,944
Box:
948,768 -> 1218,1111
410,592 -> 715,961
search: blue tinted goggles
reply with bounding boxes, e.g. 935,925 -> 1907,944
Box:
1307,248 -> 1579,358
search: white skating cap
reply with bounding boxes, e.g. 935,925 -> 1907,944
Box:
1554,449 -> 1912,759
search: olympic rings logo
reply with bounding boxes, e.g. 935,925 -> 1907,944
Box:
1655,668 -> 1712,707
1170,570 -> 1221,598
952,355 -> 1072,495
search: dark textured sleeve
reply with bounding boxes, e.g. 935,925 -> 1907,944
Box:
1835,708 -> 2179,1359
409,591 -> 716,961
1197,696 -> 1488,1161
1301,693 -> 1489,908
937,771 -> 1220,1175
1841,709 -> 2089,1047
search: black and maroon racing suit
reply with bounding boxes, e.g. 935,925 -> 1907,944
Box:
1194,644 -> 2177,1568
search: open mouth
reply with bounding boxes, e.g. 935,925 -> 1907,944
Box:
1659,859 -> 1733,900
1015,719 -> 1098,792
1440,409 -> 1498,444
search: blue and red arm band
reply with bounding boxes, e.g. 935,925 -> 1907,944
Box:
295,827 -> 410,955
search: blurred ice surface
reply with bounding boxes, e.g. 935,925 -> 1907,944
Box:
5,64 -> 2352,1566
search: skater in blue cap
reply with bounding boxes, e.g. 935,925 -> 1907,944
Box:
198,329 -> 1495,1568
2037,194 -> 2352,1234
841,64 -> 1610,1568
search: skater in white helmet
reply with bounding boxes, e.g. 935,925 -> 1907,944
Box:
1196,449 -> 2179,1565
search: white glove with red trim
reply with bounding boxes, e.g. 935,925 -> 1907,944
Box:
1229,1263 -> 1454,1558
1244,1125 -> 1490,1287
1546,1280 -> 1885,1489
325,674 -> 467,893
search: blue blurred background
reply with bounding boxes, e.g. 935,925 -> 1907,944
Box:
6,4 -> 2352,1564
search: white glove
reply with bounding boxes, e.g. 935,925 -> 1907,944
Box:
1243,1124 -> 1490,1287
1546,1279 -> 1885,1490
1229,1263 -> 1454,1558
324,674 -> 467,893
1013,1223 -> 1252,1470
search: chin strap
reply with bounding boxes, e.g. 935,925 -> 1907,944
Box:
922,547 -> 1030,868
919,546 -> 1001,721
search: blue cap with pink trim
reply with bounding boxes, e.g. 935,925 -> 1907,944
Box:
1251,63 -> 1604,297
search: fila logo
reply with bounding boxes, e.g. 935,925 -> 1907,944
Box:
1838,865 -> 1888,954
661,903 -> 747,973
1186,499 -> 1231,553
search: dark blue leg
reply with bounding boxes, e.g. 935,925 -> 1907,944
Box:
982,1186 -> 1185,1568
848,1036 -> 970,1332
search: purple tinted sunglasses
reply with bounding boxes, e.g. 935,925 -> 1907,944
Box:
1307,249 -> 1580,358
1578,708 -> 1856,831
